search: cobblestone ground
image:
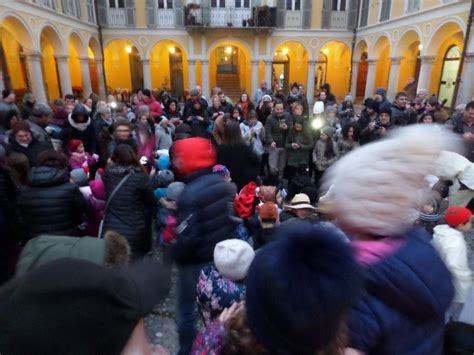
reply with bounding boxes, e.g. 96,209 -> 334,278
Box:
144,230 -> 474,354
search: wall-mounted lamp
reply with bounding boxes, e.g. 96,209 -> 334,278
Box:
169,46 -> 176,54
418,44 -> 423,51
282,47 -> 289,55
322,48 -> 329,55
225,46 -> 233,55
125,46 -> 132,54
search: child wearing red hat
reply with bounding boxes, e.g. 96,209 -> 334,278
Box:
433,206 -> 473,320
68,139 -> 99,171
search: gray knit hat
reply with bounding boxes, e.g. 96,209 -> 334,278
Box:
167,182 -> 185,202
32,103 -> 52,117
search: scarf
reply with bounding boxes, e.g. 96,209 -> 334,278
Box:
239,101 -> 249,116
68,115 -> 91,132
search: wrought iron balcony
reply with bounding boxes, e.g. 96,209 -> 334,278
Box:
185,5 -> 276,29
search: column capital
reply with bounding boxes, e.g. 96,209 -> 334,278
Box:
307,60 -> 318,65
201,60 -> 209,65
188,59 -> 197,65
251,60 -> 259,65
264,59 -> 273,65
24,50 -> 42,61
465,53 -> 474,61
94,57 -> 104,63
367,58 -> 378,64
55,55 -> 70,62
141,58 -> 150,64
351,59 -> 360,64
419,55 -> 435,63
78,57 -> 91,62
390,56 -> 404,64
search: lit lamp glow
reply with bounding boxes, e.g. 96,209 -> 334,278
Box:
125,46 -> 132,54
418,44 -> 423,51
225,46 -> 233,55
169,46 -> 176,54
282,47 -> 289,55
322,48 -> 329,55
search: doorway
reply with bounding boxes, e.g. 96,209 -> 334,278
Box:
438,45 -> 460,107
216,46 -> 238,74
272,51 -> 289,94
169,46 -> 184,98
129,47 -> 143,92
356,52 -> 368,98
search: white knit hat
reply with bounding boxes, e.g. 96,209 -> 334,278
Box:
214,239 -> 255,281
322,124 -> 460,236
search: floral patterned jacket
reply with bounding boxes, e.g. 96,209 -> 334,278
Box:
196,266 -> 246,326
191,320 -> 226,355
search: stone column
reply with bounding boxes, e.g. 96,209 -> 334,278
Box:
457,53 -> 474,104
55,55 -> 73,97
188,60 -> 196,90
417,56 -> 435,95
79,57 -> 93,97
364,59 -> 377,100
141,59 -> 151,90
201,60 -> 210,99
25,51 -> 47,104
95,58 -> 107,99
306,60 -> 316,107
0,70 -> 5,92
350,60 -> 359,101
264,60 -> 272,88
386,57 -> 403,101
251,60 -> 259,99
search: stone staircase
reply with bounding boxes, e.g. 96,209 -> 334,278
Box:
216,73 -> 241,102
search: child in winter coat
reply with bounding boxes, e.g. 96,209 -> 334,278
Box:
86,177 -> 106,237
68,139 -> 98,170
157,181 -> 185,265
196,239 -> 255,326
432,206 -> 473,320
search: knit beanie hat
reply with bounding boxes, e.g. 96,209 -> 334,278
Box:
0,258 -> 170,355
325,106 -> 337,114
214,239 -> 255,281
322,126 -> 336,137
157,154 -> 170,170
172,138 -> 216,177
245,224 -> 361,354
234,182 -> 257,218
138,105 -> 150,114
70,168 -> 89,187
259,202 -> 278,221
344,95 -> 353,103
90,179 -> 106,200
212,164 -> 230,180
295,116 -> 305,126
153,169 -> 174,188
445,206 -> 472,227
379,107 -> 392,117
67,139 -> 83,153
322,125 -> 460,236
166,182 -> 185,203
364,98 -> 379,112
375,87 -> 386,96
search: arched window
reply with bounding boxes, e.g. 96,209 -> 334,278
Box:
438,45 -> 461,107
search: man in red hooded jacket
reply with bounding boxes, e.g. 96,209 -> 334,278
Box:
137,89 -> 163,121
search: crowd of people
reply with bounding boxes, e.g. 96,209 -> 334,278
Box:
1,78 -> 474,354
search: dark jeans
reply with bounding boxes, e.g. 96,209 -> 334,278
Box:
176,261 -> 211,355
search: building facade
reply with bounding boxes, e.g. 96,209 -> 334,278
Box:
0,0 -> 472,107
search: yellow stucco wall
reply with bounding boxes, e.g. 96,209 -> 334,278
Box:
2,29 -> 27,91
397,42 -> 419,92
374,45 -> 390,90
422,0 -> 441,11
311,1 -> 323,29
104,40 -> 132,90
135,0 -> 147,27
323,42 -> 351,99
41,39 -> 61,101
68,43 -> 82,90
368,0 -> 381,26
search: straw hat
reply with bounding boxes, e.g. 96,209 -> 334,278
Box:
287,194 -> 316,210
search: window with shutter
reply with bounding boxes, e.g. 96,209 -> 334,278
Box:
406,0 -> 420,13
380,0 -> 391,21
360,0 -> 369,27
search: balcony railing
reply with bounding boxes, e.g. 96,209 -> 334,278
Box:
157,9 -> 175,27
330,11 -> 348,29
34,0 -> 56,9
284,10 -> 302,28
185,5 -> 276,28
107,8 -> 127,27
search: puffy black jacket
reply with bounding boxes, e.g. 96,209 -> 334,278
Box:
8,138 -> 51,166
172,169 -> 239,265
16,166 -> 86,243
102,165 -> 155,257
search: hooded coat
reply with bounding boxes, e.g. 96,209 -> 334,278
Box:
16,166 -> 87,242
432,224 -> 472,303
349,228 -> 454,355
